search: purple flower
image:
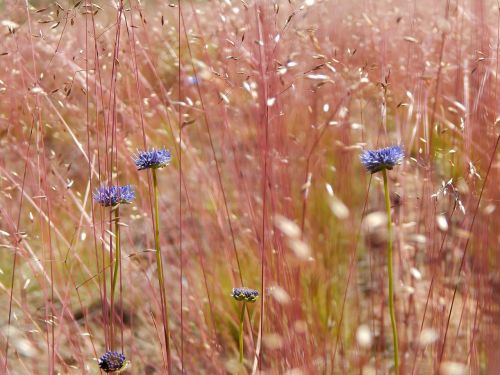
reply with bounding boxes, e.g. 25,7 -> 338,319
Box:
133,147 -> 171,171
360,146 -> 404,174
93,185 -> 135,207
98,351 -> 126,373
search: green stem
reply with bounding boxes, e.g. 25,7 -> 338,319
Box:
239,302 -> 246,366
383,169 -> 399,375
153,168 -> 172,374
111,206 -> 120,304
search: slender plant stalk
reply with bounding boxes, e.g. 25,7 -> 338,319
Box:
109,205 -> 120,350
152,168 -> 172,373
382,169 -> 399,375
239,302 -> 246,365
111,206 -> 120,303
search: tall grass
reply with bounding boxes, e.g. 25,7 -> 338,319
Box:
0,0 -> 499,373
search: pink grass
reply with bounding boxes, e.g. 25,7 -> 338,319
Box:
0,0 -> 499,373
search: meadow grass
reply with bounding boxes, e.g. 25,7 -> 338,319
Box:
0,0 -> 499,373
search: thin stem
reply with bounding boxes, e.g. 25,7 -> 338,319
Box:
239,303 -> 246,366
111,206 -> 120,305
153,168 -> 172,374
383,169 -> 399,375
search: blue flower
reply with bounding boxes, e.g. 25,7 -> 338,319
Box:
231,287 -> 259,303
93,185 -> 135,207
360,146 -> 404,174
134,147 -> 171,171
185,75 -> 199,86
98,351 -> 127,373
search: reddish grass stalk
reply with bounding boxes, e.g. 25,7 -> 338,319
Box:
332,177 -> 372,370
179,5 -> 244,287
411,203 -> 457,375
439,133 -> 500,363
178,2 -> 184,371
20,0 -> 57,369
254,3 -> 271,370
428,0 -> 451,156
3,122 -> 34,374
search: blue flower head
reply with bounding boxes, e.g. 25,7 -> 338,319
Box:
93,185 -> 135,207
98,351 -> 127,373
360,146 -> 404,174
231,287 -> 259,303
185,75 -> 199,86
134,147 -> 171,171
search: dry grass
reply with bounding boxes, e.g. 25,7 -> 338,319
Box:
0,0 -> 499,373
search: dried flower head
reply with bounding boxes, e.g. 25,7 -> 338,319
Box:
93,185 -> 135,207
231,287 -> 259,303
98,351 -> 127,373
360,146 -> 404,174
134,147 -> 171,171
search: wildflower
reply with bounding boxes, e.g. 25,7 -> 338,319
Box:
98,351 -> 127,373
133,146 -> 173,369
231,287 -> 259,303
134,148 -> 171,171
93,185 -> 135,207
184,75 -> 199,86
233,288 -> 258,364
360,146 -> 404,174
361,145 -> 404,373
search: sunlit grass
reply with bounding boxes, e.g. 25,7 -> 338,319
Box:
0,0 -> 498,373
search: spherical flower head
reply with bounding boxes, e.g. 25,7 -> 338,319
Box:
134,147 -> 171,171
98,351 -> 127,373
93,185 -> 135,207
360,146 -> 404,174
231,287 -> 259,303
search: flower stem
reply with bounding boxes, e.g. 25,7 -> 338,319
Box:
152,168 -> 172,373
110,205 -> 120,350
111,206 -> 120,304
382,169 -> 399,375
239,302 -> 246,366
